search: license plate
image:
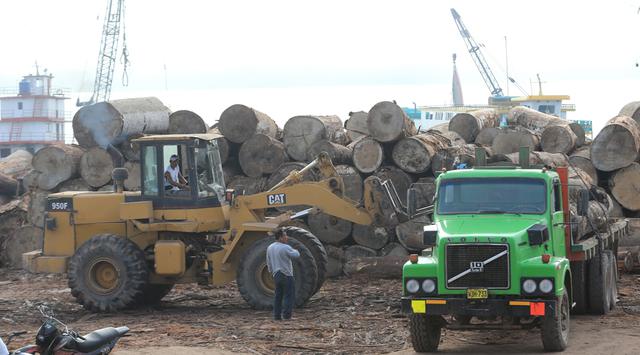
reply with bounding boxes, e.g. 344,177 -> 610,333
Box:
466,288 -> 488,299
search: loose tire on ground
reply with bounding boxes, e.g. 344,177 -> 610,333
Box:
282,226 -> 328,294
409,314 -> 442,353
588,251 -> 610,315
570,261 -> 588,314
541,289 -> 570,352
68,234 -> 149,312
237,237 -> 318,310
604,250 -> 617,310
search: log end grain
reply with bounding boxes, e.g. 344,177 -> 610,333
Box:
367,101 -> 417,142
169,110 -> 208,134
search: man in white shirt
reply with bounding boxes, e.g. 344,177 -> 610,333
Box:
266,228 -> 300,320
164,154 -> 189,191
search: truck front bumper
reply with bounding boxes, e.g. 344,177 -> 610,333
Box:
402,297 -> 557,318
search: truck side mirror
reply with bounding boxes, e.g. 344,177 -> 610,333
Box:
407,187 -> 418,218
423,224 -> 438,247
577,189 -> 589,216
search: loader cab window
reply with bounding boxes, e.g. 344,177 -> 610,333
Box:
194,140 -> 225,200
162,144 -> 192,199
142,146 -> 159,196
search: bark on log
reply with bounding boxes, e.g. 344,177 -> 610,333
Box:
395,215 -> 431,252
2,225 -> 43,269
168,110 -> 208,134
57,178 -> 90,192
118,133 -> 144,162
336,164 -> 363,203
124,161 -> 141,191
80,147 -> 115,188
569,147 -> 598,186
414,177 -> 436,209
0,150 -> 33,179
351,137 -> 384,174
207,128 -> 230,165
569,122 -> 586,147
27,189 -> 49,227
265,162 -> 317,191
374,166 -> 414,205
431,144 -> 486,175
308,212 -> 352,245
345,111 -> 369,141
227,175 -> 267,195
73,97 -> 171,148
609,162 -> 640,210
541,124 -> 577,154
0,201 -> 27,268
440,131 -> 466,147
0,172 -> 18,196
306,139 -> 352,164
508,106 -> 566,132
475,127 -> 500,146
344,245 -> 377,260
367,101 -> 418,142
391,133 -> 451,174
21,170 -> 40,192
324,245 -> 345,278
283,115 -> 345,161
618,101 -> 640,125
238,134 -> 288,177
218,104 -> 278,143
502,151 -> 567,168
381,242 -> 409,257
352,224 -> 390,250
427,122 -> 450,134
448,109 -> 498,142
32,145 -> 84,190
343,255 -> 406,278
491,128 -> 541,155
591,115 -> 640,172
222,163 -> 242,188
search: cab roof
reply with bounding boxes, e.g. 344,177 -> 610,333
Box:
438,167 -> 558,182
133,133 -> 222,143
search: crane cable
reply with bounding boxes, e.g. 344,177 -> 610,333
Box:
120,0 -> 130,87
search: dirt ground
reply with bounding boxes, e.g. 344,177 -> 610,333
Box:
1,269 -> 639,354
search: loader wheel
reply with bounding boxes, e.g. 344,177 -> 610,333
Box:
138,284 -> 175,304
409,314 -> 442,352
588,251 -> 610,315
237,237 -> 318,310
68,234 -> 149,312
282,226 -> 328,294
541,289 -> 570,352
605,250 -> 617,310
570,261 -> 588,314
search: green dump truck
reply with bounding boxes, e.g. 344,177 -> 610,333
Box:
401,149 -> 628,352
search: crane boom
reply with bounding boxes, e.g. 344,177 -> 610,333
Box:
450,8 -> 504,97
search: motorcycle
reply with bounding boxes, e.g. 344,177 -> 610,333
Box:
5,306 -> 129,355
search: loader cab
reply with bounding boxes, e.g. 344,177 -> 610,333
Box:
134,134 -> 226,208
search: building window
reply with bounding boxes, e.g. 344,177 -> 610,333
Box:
538,105 -> 555,114
17,102 -> 23,110
0,148 -> 11,158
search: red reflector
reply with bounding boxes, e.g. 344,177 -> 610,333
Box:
541,254 -> 551,263
530,302 -> 545,316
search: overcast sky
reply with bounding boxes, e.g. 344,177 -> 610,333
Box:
1,0 -> 640,133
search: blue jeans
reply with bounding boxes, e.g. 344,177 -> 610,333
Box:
273,271 -> 295,320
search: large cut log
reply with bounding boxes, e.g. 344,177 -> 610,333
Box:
0,150 -> 33,179
374,166 -> 414,205
80,147 -> 114,188
440,131 -> 465,146
367,101 -> 417,142
426,122 -> 450,134
21,170 -> 40,192
238,134 -> 288,177
57,178 -> 90,192
265,162 -> 317,191
609,162 -> 640,211
430,144 -> 487,175
336,164 -> 363,203
569,122 -> 586,147
618,101 -> 640,124
352,224 -> 390,250
2,225 -> 43,269
448,109 -> 498,142
124,161 -> 141,191
306,139 -> 352,164
345,111 -> 369,141
32,145 -> 84,190
501,151 -> 567,168
0,172 -> 18,196
168,110 -> 207,134
283,115 -> 345,161
343,255 -> 406,278
344,245 -> 377,260
0,200 -> 27,268
508,106 -> 566,132
27,189 -> 49,227
414,177 -> 436,209
395,215 -> 431,252
324,245 -> 345,278
541,124 -> 577,154
222,163 -> 242,188
118,133 -> 144,162
491,127 -> 541,155
308,212 -> 352,245
391,133 -> 451,174
381,242 -> 409,257
569,147 -> 598,185
351,137 -> 384,174
227,175 -> 267,195
475,127 -> 500,145
218,104 -> 278,143
207,128 -> 231,165
73,97 -> 171,148
591,115 -> 640,172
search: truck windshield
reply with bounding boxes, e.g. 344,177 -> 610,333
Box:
437,178 -> 546,215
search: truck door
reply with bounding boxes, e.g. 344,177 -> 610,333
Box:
551,178 -> 566,255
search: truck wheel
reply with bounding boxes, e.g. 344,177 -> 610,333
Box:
283,226 -> 328,295
541,289 -> 570,352
68,234 -> 149,312
570,261 -> 588,314
237,237 -> 318,310
588,251 -> 610,315
409,314 -> 442,352
604,250 -> 617,310
137,284 -> 174,304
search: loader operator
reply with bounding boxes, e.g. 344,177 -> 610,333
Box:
164,154 -> 189,191
266,228 -> 300,321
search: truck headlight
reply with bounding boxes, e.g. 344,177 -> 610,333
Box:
522,279 -> 537,294
539,279 -> 554,293
422,279 -> 436,293
406,279 -> 420,293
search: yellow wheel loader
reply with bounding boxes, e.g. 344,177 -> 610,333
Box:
24,133 -> 397,312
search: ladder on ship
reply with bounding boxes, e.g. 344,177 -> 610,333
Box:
9,123 -> 22,142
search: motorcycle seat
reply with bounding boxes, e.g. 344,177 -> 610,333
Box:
71,326 -> 129,352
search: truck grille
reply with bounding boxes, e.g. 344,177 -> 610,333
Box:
446,244 -> 509,289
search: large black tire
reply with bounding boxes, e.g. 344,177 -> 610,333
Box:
237,237 -> 318,310
588,251 -> 610,315
137,284 -> 175,305
570,261 -> 588,314
68,234 -> 149,312
541,289 -> 570,352
282,226 -> 328,295
409,314 -> 442,352
604,250 -> 617,310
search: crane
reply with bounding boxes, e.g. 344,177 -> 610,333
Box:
77,0 -> 129,107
